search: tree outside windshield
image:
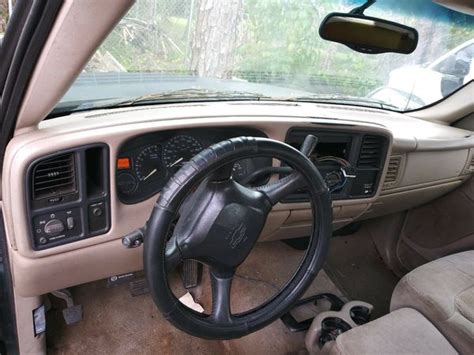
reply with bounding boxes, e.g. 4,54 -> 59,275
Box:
0,0 -> 10,38
62,0 -> 474,112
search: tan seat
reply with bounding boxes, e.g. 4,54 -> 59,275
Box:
328,308 -> 457,355
391,250 -> 474,354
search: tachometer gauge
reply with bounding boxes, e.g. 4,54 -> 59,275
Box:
162,135 -> 203,172
135,145 -> 164,182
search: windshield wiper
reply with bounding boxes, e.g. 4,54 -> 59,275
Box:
282,94 -> 400,110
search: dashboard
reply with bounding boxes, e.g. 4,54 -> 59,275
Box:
24,125 -> 390,250
3,101 -> 473,297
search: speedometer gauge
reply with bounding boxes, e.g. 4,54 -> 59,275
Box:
162,135 -> 203,171
135,145 -> 164,182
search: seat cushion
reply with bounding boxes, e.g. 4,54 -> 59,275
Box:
328,308 -> 457,355
391,250 -> 474,354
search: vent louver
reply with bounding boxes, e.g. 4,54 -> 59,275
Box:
383,156 -> 402,189
358,135 -> 384,168
469,155 -> 474,172
32,153 -> 76,200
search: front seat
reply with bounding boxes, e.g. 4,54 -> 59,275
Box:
325,308 -> 457,355
391,250 -> 474,354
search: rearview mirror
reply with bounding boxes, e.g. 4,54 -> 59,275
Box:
319,13 -> 418,55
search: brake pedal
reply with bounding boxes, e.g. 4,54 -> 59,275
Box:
51,289 -> 83,325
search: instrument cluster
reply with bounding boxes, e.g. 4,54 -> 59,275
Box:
116,128 -> 270,204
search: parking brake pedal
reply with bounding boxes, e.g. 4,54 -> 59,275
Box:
51,289 -> 83,325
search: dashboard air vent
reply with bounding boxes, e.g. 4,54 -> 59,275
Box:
32,153 -> 77,200
358,135 -> 384,168
468,154 -> 474,173
383,156 -> 402,190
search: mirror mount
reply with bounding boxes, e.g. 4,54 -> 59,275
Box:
350,0 -> 377,15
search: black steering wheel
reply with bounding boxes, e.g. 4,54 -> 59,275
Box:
144,136 -> 332,339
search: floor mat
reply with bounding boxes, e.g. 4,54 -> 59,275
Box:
47,241 -> 343,355
324,226 -> 400,319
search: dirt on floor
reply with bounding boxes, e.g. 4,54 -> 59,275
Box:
324,226 -> 400,319
47,241 -> 344,355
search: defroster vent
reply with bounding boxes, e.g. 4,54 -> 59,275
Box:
32,153 -> 77,200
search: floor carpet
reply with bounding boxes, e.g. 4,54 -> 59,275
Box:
324,226 -> 400,319
47,241 -> 344,355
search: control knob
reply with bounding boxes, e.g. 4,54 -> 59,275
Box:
44,219 -> 65,235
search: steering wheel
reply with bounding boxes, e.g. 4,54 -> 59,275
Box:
144,135 -> 332,339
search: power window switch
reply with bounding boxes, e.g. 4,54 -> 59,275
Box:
66,217 -> 75,230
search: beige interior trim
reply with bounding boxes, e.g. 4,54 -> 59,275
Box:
361,179 -> 465,220
14,292 -> 45,354
395,176 -> 474,269
454,113 -> 474,131
399,150 -> 469,186
381,175 -> 470,195
409,81 -> 474,124
15,0 -> 135,132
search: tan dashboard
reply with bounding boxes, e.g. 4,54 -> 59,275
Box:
2,101 -> 473,296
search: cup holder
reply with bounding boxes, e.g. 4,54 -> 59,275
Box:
350,306 -> 371,325
304,300 -> 374,353
318,317 -> 352,348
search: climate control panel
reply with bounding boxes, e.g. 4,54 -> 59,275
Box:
33,208 -> 83,246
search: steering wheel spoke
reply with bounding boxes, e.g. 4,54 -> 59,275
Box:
209,268 -> 235,324
165,235 -> 182,272
253,134 -> 322,205
256,171 -> 306,205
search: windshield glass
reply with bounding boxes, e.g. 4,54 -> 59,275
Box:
56,0 -> 474,115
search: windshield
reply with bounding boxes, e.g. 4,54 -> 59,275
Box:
55,0 -> 474,115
